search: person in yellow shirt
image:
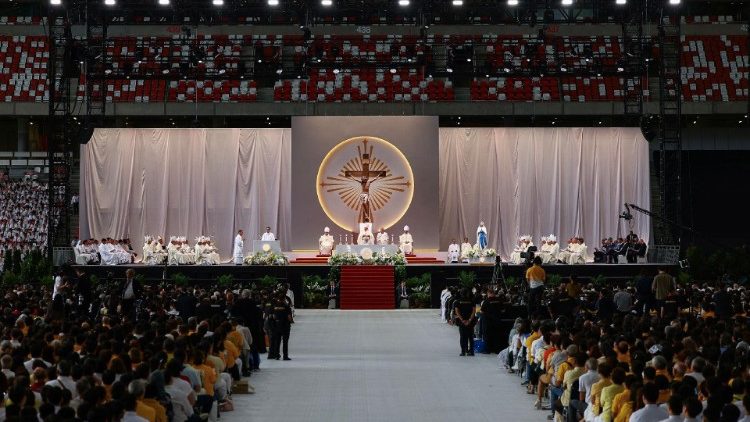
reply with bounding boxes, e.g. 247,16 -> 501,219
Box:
142,384 -> 168,422
584,362 -> 613,421
613,386 -> 640,422
128,379 -> 157,422
525,256 -> 546,316
597,367 -> 626,422
611,375 -> 637,421
192,350 -> 217,398
523,321 -> 542,387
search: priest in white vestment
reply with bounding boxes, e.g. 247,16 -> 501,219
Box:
540,235 -> 560,264
440,287 -> 452,323
261,227 -> 276,241
167,237 -> 180,266
376,228 -> 389,245
233,230 -> 244,265
76,240 -> 97,264
447,239 -> 460,263
142,236 -> 158,265
568,237 -> 587,264
557,238 -> 577,264
399,226 -> 413,255
178,237 -> 195,264
476,221 -> 488,250
319,227 -> 335,256
509,236 -> 527,265
357,227 -> 374,245
460,237 -> 473,262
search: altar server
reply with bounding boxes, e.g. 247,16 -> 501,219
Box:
447,239 -> 460,263
399,226 -> 413,255
234,230 -> 244,265
376,227 -> 389,245
261,227 -> 276,241
477,221 -> 488,250
319,227 -> 335,256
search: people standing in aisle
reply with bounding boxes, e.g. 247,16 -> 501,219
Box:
480,288 -> 504,353
397,281 -> 410,308
525,256 -> 546,317
453,288 -> 477,356
233,230 -> 244,265
268,291 -> 293,361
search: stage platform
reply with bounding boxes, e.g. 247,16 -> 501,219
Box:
72,262 -> 676,310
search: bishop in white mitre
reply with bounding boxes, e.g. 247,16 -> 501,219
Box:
233,230 -> 244,265
447,239 -> 460,263
357,226 -> 374,245
319,227 -> 335,256
399,226 -> 413,255
376,227 -> 389,245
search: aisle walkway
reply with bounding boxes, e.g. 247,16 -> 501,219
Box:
225,310 -> 538,422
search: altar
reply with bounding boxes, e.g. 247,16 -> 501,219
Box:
253,240 -> 282,253
335,244 -> 399,255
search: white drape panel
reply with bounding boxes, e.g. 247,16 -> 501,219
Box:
439,127 -> 650,259
80,128 -> 292,259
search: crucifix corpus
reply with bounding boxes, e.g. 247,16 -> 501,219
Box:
344,152 -> 386,225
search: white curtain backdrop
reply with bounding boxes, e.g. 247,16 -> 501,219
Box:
80,128 -> 292,260
439,127 -> 650,260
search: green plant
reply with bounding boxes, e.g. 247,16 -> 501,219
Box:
395,265 -> 407,283
216,274 -> 234,288
458,270 -> 476,289
503,276 -> 518,289
2,271 -> 20,286
257,275 -> 279,289
90,274 -> 99,285
590,274 -> 607,287
405,273 -> 431,293
677,271 -> 691,286
546,274 -> 562,289
411,292 -> 430,308
172,272 -> 189,286
302,274 -> 327,292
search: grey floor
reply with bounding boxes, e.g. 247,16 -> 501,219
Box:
225,309 -> 538,422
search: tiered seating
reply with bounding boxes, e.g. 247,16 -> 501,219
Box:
273,69 -> 452,102
306,34 -> 428,66
561,77 -> 624,102
559,36 -> 622,71
167,79 -> 257,102
0,35 -> 48,102
681,35 -> 749,102
0,16 -> 43,25
681,15 -> 736,24
471,77 -> 559,101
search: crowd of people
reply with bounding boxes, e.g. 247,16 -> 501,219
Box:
0,177 -> 50,272
441,262 -> 750,422
0,265 -> 297,421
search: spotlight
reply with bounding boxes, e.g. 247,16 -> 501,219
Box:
503,66 -> 510,73
333,68 -> 340,74
560,65 -> 567,72
398,0 -> 409,5
212,0 -> 223,5
617,66 -> 624,72
452,0 -> 463,4
389,68 -> 397,74
561,0 -> 573,5
104,0 -> 115,5
276,68 -> 283,75
321,0 -> 332,5
446,67 -> 453,73
616,0 -> 626,4
508,0 -> 518,5
466,58 -> 472,62
218,68 -> 226,75
158,0 -> 169,4
668,0 -> 679,4
268,0 -> 279,4
50,0 -> 62,5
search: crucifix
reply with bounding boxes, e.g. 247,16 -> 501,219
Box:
344,151 -> 386,225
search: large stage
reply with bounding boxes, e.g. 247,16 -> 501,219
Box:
72,262 -> 676,310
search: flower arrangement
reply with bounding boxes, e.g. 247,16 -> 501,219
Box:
483,248 -> 497,258
466,244 -> 481,259
327,252 -> 360,266
328,251 -> 407,266
244,251 -> 289,266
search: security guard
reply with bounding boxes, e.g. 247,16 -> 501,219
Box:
269,292 -> 293,361
453,288 -> 477,356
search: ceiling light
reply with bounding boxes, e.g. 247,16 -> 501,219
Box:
466,58 -> 472,62
104,0 -> 115,5
158,0 -> 169,4
452,0 -> 463,4
616,0 -> 626,4
212,0 -> 223,5
508,0 -> 518,5
50,0 -> 62,5
562,0 -> 573,5
446,67 -> 453,73
321,0 -> 332,5
398,0 -> 409,5
669,0 -> 679,4
617,66 -> 624,72
333,68 -> 340,74
268,0 -> 279,4
389,68 -> 397,74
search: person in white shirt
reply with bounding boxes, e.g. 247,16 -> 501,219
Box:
460,237 -> 473,262
234,230 -> 244,265
629,383 -> 667,422
684,357 -> 706,387
376,227 -> 389,245
44,360 -> 77,399
261,226 -> 276,241
399,226 -> 413,255
164,360 -> 196,422
439,287 -> 452,323
682,396 -> 703,422
447,239 -> 460,263
657,395 -> 685,422
319,227 -> 335,256
573,358 -> 601,415
122,393 -> 148,422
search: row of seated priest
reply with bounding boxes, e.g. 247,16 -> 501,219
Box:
318,224 -> 414,255
440,235 -> 593,264
74,235 -> 221,265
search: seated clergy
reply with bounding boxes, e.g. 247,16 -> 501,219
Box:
142,236 -> 159,265
510,236 -> 532,265
567,237 -> 587,264
167,237 -> 180,266
399,226 -> 413,255
319,227 -> 335,256
557,237 -> 577,264
357,226 -> 374,245
376,227 -> 389,245
178,237 -> 195,265
447,239 -> 460,263
75,239 -> 98,264
540,235 -> 559,264
460,237 -> 473,262
195,236 -> 220,265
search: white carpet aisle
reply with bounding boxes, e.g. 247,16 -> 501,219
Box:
224,309 -> 538,422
